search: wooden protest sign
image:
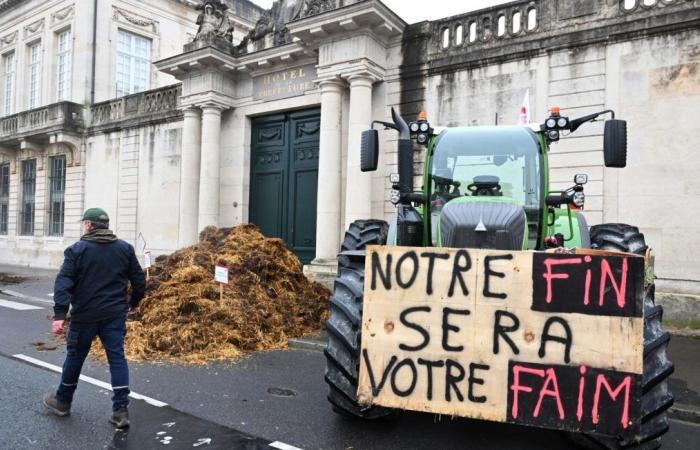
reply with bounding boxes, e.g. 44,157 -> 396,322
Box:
357,246 -> 645,438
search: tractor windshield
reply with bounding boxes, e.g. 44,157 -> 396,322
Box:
429,126 -> 544,246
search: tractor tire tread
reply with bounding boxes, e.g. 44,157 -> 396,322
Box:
325,219 -> 391,420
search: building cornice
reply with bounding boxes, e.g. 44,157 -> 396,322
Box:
0,0 -> 27,15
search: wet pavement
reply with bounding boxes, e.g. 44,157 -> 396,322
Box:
1,263 -> 700,449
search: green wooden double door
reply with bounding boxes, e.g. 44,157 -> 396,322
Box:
249,109 -> 320,264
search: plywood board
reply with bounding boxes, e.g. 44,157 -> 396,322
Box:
358,246 -> 645,437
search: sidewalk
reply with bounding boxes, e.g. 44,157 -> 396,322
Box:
3,263 -> 700,425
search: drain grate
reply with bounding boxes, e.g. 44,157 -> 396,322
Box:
267,387 -> 297,397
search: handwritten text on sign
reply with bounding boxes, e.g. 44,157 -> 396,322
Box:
357,247 -> 644,437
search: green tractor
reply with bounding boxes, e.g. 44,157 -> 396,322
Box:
324,107 -> 674,449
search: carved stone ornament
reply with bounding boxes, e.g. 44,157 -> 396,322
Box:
236,0 -> 339,54
113,7 -> 158,33
24,19 -> 45,38
0,31 -> 17,48
195,0 -> 234,42
51,5 -> 74,25
298,0 -> 336,19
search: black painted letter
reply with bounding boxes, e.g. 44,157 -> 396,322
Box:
390,358 -> 418,397
418,358 -> 445,401
396,251 -> 420,289
493,310 -> 521,355
362,349 -> 397,396
445,359 -> 466,402
421,252 -> 450,295
448,250 -> 472,297
483,254 -> 513,299
371,252 -> 392,290
442,308 -> 471,352
538,317 -> 573,364
399,306 -> 431,352
468,363 -> 490,403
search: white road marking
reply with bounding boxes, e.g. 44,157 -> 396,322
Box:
0,299 -> 43,310
269,442 -> 304,450
0,289 -> 54,305
12,354 -> 168,407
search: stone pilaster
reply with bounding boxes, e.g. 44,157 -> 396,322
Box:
198,104 -> 223,232
314,78 -> 345,261
178,107 -> 202,247
343,73 -> 375,228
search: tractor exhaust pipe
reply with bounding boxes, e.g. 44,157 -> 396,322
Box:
392,108 -> 414,195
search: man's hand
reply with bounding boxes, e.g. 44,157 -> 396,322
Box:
52,320 -> 65,335
127,306 -> 139,321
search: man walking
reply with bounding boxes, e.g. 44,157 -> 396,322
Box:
43,208 -> 146,428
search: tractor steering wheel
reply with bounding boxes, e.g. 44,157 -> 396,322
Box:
467,175 -> 503,197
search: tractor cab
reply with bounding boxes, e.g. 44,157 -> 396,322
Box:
428,126 -> 543,250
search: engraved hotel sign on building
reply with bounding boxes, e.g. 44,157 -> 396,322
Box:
253,64 -> 317,101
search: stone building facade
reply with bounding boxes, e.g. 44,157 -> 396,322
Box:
0,0 -> 698,323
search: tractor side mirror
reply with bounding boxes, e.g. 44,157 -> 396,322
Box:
361,129 -> 379,172
604,119 -> 627,168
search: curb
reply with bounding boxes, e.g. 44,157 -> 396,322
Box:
668,403 -> 700,425
287,338 -> 325,352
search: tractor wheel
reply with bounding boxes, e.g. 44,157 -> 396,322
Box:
324,220 -> 392,419
571,224 -> 674,450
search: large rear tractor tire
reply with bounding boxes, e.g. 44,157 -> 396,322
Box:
573,224 -> 674,450
324,220 -> 392,419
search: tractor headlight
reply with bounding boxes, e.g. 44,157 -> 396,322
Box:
389,173 -> 400,184
410,123 -> 420,133
573,192 -> 585,208
417,133 -> 428,144
547,130 -> 560,141
574,174 -> 588,185
546,118 -> 557,129
557,117 -> 569,128
390,190 -> 401,205
419,122 -> 430,132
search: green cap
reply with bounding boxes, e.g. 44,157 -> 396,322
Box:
81,208 -> 110,224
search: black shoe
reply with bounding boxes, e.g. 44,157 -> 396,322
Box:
43,392 -> 71,417
109,409 -> 130,428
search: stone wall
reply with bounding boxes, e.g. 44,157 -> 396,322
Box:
387,0 -> 700,294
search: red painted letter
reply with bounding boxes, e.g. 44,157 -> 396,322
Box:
542,258 -> 582,304
533,368 -> 565,420
599,258 -> 628,308
592,374 -> 632,429
510,365 -> 545,419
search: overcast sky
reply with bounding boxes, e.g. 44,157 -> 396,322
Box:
250,0 -> 512,24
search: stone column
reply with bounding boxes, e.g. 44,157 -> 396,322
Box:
198,104 -> 223,232
314,79 -> 345,261
178,107 -> 202,247
344,74 -> 375,227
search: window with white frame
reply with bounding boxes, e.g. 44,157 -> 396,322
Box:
4,52 -> 16,115
116,30 -> 151,97
57,29 -> 72,101
28,42 -> 42,109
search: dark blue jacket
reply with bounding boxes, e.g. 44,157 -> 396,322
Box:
53,231 -> 146,323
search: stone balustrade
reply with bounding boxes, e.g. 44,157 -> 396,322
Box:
90,84 -> 182,128
431,0 -> 693,55
0,102 -> 83,144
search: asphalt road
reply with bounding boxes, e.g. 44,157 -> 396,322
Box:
1,267 -> 699,450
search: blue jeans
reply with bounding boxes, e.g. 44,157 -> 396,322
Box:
56,314 -> 130,411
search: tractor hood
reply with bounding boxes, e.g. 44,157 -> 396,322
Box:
439,197 -> 528,250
